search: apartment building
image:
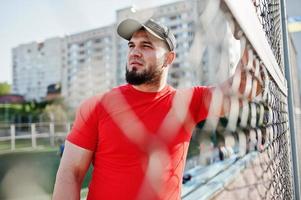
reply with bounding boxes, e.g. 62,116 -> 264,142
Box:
12,37 -> 63,101
12,0 -> 239,107
61,25 -> 117,108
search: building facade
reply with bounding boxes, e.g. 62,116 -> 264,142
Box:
12,37 -> 63,101
12,0 -> 239,107
61,25 -> 117,108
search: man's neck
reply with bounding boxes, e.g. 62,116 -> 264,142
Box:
132,82 -> 167,93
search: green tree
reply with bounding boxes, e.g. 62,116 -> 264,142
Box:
0,82 -> 11,95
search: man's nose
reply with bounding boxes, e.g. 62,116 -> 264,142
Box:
129,48 -> 142,58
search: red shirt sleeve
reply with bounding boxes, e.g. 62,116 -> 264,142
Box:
190,86 -> 213,123
67,95 -> 102,151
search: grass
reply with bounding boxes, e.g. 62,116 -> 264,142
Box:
0,148 -> 92,199
0,138 -> 54,152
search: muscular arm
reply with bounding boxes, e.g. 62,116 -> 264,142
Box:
205,47 -> 263,117
52,141 -> 93,200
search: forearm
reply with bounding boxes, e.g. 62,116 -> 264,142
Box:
52,168 -> 83,200
213,68 -> 262,117
52,141 -> 93,200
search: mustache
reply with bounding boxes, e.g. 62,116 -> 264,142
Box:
128,58 -> 144,65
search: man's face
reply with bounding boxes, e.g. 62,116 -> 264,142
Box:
126,29 -> 169,85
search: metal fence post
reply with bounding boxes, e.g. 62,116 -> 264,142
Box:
66,122 -> 71,133
280,0 -> 300,198
31,123 -> 37,149
10,124 -> 15,151
50,123 -> 55,147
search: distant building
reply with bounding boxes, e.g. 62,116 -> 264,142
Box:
61,25 -> 117,108
0,94 -> 24,104
12,37 -> 63,102
12,0 -> 240,108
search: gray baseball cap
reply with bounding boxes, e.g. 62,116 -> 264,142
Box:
117,18 -> 176,51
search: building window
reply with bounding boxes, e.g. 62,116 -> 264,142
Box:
94,38 -> 101,43
170,71 -> 184,79
170,24 -> 181,30
94,47 -> 102,52
78,59 -> 85,63
173,63 -> 180,68
95,55 -> 102,60
69,44 -> 79,50
169,15 -> 181,21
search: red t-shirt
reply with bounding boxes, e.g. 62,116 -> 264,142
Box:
67,84 -> 211,200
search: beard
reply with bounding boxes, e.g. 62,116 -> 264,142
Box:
125,64 -> 163,85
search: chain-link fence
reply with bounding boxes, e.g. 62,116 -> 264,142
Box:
181,0 -> 296,199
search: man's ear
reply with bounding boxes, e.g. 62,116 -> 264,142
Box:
164,51 -> 176,66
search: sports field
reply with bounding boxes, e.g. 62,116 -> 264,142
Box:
0,149 -> 92,199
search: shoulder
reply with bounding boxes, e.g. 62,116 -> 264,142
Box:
193,86 -> 214,93
78,93 -> 104,111
166,85 -> 176,93
79,85 -> 127,109
191,86 -> 214,102
173,86 -> 212,96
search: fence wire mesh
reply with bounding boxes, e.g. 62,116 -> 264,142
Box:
253,0 -> 284,73
182,0 -> 293,199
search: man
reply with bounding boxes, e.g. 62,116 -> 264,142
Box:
53,18 -> 255,200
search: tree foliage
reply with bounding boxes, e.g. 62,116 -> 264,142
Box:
0,98 -> 70,124
0,82 -> 11,95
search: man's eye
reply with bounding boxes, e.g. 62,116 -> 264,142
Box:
143,45 -> 152,48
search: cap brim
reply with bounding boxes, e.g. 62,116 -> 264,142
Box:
117,18 -> 164,41
117,19 -> 143,40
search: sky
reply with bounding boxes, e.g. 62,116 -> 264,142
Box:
0,0 -> 177,84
